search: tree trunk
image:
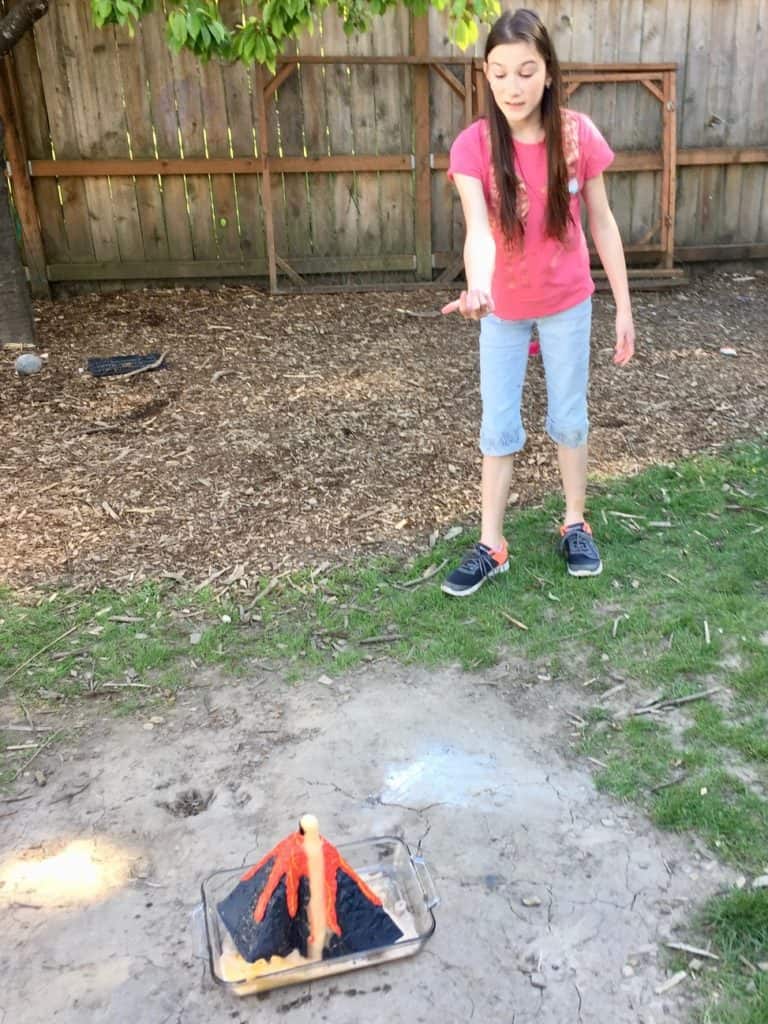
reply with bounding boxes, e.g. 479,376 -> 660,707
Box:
0,0 -> 50,58
0,115 -> 35,346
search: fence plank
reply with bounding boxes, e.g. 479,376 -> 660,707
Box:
722,0 -> 762,243
0,54 -> 49,295
370,8 -> 413,261
632,0 -> 666,249
56,0 -> 122,270
168,46 -> 218,261
428,8 -> 464,260
88,20 -> 145,267
660,0 -> 692,247
679,0 -> 714,245
272,38 -> 311,264
218,0 -> 265,264
114,21 -> 169,263
348,20 -> 381,264
700,0 -> 739,243
759,3 -> 768,241
8,28 -> 66,279
297,20 -> 334,260
412,16 -> 431,277
139,9 -> 194,263
254,65 -> 277,291
199,55 -> 242,260
738,0 -> 768,242
546,1 -> 575,63
592,1 -> 623,231
608,0 -> 644,243
31,0 -> 95,272
321,14 -> 356,259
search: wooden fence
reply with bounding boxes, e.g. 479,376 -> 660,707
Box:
2,0 -> 768,297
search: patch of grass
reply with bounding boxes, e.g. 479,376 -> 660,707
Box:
686,704 -> 768,764
653,772 -> 768,869
581,716 -> 680,796
684,890 -> 768,1024
699,890 -> 768,971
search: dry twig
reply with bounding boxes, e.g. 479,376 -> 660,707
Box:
396,559 -> 448,588
500,611 -> 528,631
651,774 -> 689,793
654,971 -> 687,995
12,730 -> 63,781
664,942 -> 719,961
632,687 -> 721,716
3,625 -> 80,684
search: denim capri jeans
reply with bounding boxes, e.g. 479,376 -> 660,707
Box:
479,296 -> 592,455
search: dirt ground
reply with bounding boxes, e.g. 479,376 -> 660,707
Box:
0,662 -> 736,1024
2,268 -> 767,592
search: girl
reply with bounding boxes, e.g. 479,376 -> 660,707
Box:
441,7 -> 635,598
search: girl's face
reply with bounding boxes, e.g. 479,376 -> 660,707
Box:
484,40 -> 550,131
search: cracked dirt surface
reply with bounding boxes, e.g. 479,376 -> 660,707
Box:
0,662 -> 734,1023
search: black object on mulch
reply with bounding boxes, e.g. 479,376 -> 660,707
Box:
86,353 -> 165,377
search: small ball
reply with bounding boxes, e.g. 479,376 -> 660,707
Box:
15,353 -> 43,375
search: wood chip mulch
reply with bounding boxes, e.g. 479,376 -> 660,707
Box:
2,269 -> 766,594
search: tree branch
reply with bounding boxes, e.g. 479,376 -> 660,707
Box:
0,0 -> 50,57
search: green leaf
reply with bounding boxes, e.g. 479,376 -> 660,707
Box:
270,12 -> 285,37
452,20 -> 467,48
168,9 -> 187,46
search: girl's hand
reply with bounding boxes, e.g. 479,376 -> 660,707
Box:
614,311 -> 635,366
441,289 -> 495,320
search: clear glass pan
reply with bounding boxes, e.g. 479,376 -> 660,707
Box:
193,834 -> 438,996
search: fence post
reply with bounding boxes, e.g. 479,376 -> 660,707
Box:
472,59 -> 486,118
0,56 -> 50,298
255,65 -> 278,294
661,69 -> 677,269
412,16 -> 431,280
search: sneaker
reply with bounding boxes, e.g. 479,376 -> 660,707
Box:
559,521 -> 602,577
441,541 -> 509,597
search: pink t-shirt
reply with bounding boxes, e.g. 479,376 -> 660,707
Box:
448,110 -> 614,319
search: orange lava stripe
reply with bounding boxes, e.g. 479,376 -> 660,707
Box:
242,830 -> 384,932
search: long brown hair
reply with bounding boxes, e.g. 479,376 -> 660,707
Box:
485,9 -> 571,243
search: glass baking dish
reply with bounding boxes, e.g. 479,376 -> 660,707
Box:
192,834 -> 439,996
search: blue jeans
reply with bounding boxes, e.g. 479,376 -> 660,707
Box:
478,297 -> 592,455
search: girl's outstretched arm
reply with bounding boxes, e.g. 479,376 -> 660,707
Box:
584,173 -> 636,366
442,174 -> 496,319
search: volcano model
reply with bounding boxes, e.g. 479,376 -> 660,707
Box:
217,815 -> 403,966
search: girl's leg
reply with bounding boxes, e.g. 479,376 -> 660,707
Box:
537,297 -> 592,525
442,313 -> 531,597
481,454 -> 516,550
557,442 -> 588,527
478,312 -> 532,546
538,298 -> 602,575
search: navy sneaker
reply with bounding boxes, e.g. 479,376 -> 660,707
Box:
441,541 -> 509,597
559,522 -> 602,577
